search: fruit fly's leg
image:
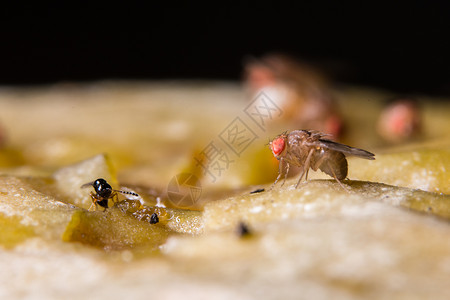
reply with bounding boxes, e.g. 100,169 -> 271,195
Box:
328,162 -> 349,192
280,162 -> 290,187
295,148 -> 314,188
270,158 -> 287,190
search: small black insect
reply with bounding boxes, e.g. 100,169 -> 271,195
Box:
149,213 -> 159,224
250,188 -> 265,194
81,178 -> 140,211
237,222 -> 252,238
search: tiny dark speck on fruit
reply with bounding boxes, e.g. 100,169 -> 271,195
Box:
250,188 -> 265,194
150,213 -> 159,224
237,222 -> 252,238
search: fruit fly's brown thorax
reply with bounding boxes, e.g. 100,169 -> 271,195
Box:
294,130 -> 321,143
296,130 -> 311,139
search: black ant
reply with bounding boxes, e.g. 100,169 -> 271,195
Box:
81,178 -> 140,211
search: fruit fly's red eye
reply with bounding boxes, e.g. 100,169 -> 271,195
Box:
271,137 -> 285,156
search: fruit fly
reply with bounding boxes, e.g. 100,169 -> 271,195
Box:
269,130 -> 375,189
81,178 -> 141,211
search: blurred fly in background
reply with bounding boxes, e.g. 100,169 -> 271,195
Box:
377,98 -> 422,143
244,54 -> 343,139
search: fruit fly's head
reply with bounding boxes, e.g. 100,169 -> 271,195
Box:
269,135 -> 286,158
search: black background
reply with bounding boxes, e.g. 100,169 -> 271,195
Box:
1,2 -> 449,96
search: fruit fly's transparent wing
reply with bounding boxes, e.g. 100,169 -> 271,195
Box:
80,181 -> 95,188
318,139 -> 375,160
